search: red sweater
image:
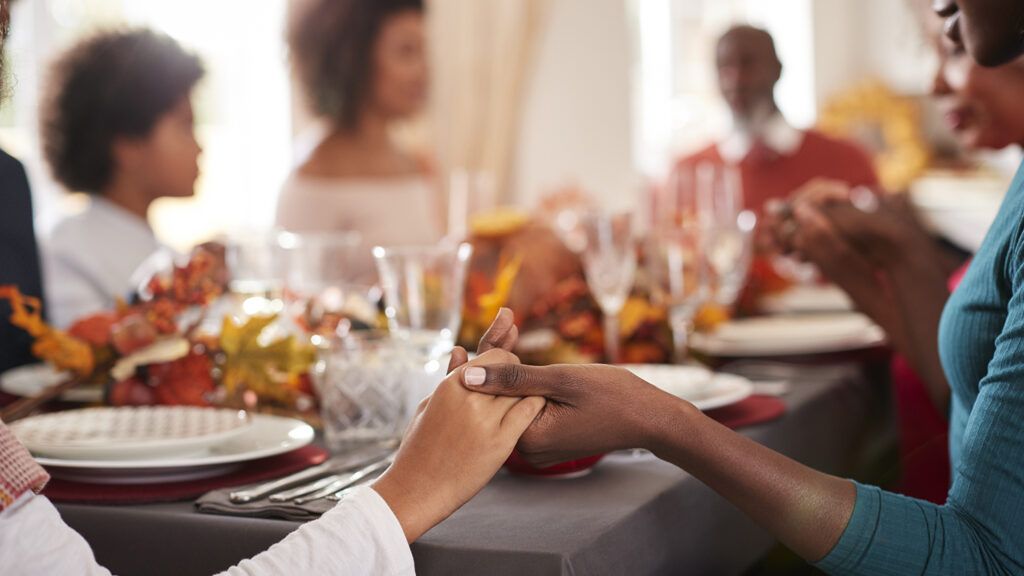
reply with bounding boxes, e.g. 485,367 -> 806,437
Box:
673,129 -> 879,214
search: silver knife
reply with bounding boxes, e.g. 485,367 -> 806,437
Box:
270,473 -> 346,503
230,444 -> 395,504
327,471 -> 385,502
293,455 -> 395,505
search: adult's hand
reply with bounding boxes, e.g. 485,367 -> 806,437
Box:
764,178 -> 851,254
372,347 -> 545,543
787,202 -> 904,343
461,362 -> 689,467
787,187 -> 953,412
786,181 -> 929,269
462,360 -> 857,563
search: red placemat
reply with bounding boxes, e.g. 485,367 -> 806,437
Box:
42,445 -> 329,505
706,395 -> 786,429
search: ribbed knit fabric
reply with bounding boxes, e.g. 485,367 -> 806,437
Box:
817,161 -> 1024,575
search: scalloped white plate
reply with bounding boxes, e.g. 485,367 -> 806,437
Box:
621,365 -> 753,411
30,414 -> 314,484
11,406 -> 253,460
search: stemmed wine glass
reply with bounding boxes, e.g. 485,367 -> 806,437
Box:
694,162 -> 757,307
664,162 -> 757,309
580,212 -> 637,364
647,226 -> 709,363
708,210 -> 757,306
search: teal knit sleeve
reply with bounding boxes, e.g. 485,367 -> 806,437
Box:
816,215 -> 1024,575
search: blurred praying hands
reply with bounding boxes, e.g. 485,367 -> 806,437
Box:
764,179 -> 964,410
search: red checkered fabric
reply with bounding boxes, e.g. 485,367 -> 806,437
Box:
0,419 -> 49,510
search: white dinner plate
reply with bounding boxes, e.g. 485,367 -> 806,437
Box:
31,414 -> 315,484
759,285 -> 853,315
910,172 -> 1005,252
690,313 -> 886,358
621,364 -> 753,411
0,363 -> 103,403
12,406 -> 253,460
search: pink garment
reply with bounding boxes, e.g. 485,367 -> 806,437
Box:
275,175 -> 445,281
0,420 -> 49,510
891,356 -> 950,504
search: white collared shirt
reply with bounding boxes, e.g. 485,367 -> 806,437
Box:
41,197 -> 164,328
0,487 -> 415,575
717,112 -> 805,164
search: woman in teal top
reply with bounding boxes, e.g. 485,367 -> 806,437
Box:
817,159 -> 1024,574
448,1 -> 1024,572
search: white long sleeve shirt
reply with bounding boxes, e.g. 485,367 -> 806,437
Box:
41,197 -> 164,328
0,486 -> 415,575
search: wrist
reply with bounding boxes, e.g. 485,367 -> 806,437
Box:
639,394 -> 701,456
372,471 -> 438,543
871,230 -> 933,270
884,249 -> 949,287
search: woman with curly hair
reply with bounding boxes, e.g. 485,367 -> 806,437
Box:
40,28 -> 204,328
276,0 -> 442,269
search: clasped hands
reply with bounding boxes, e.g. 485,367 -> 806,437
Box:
372,308 -> 689,543
762,178 -> 926,271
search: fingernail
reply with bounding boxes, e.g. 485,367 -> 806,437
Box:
464,367 -> 486,386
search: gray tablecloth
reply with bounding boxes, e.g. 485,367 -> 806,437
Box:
57,363 -> 891,576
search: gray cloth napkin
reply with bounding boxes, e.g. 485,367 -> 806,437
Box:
195,444 -> 395,522
195,483 -> 338,522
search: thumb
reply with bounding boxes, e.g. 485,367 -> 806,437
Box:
499,396 -> 546,439
447,346 -> 469,375
477,307 -> 517,354
461,363 -> 564,398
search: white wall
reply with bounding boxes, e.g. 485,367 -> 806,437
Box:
513,0 -> 640,213
812,0 -> 934,104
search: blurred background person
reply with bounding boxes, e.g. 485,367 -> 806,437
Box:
668,25 -> 878,217
39,29 -> 204,328
277,0 -> 441,264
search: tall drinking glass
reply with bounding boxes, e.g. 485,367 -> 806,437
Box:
280,231 -> 380,337
225,230 -> 288,316
580,212 -> 637,364
373,243 -> 473,362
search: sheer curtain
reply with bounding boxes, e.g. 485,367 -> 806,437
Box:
428,0 -> 552,208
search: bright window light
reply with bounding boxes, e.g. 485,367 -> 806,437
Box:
1,0 -> 293,252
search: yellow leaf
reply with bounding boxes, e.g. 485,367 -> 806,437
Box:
477,254 -> 523,322
219,315 -> 315,405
